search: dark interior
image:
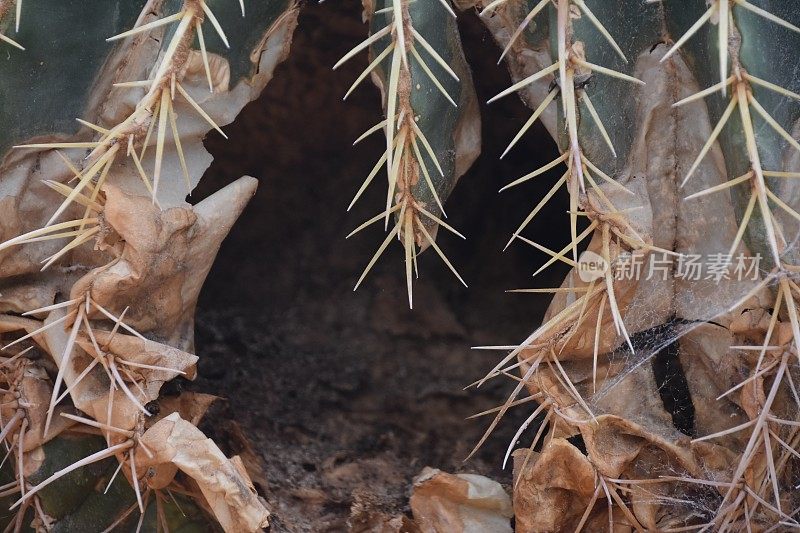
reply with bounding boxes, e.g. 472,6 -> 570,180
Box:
190,2 -> 569,530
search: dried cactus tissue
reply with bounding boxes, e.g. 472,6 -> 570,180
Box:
0,0 -> 798,531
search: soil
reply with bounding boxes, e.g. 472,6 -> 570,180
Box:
190,2 -> 569,531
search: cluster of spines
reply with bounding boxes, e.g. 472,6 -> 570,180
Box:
0,2 -> 247,528
483,0 -> 669,356
657,1 -> 800,529
1,0 -> 242,274
0,293 -> 194,528
464,0 -> 660,525
474,0 -> 800,530
476,0 -> 651,378
335,0 -> 466,309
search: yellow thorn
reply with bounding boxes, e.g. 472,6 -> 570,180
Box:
520,221 -> 597,276
59,414 -> 134,437
574,0 -> 627,62
107,12 -> 184,42
410,27 -> 460,81
593,294 -> 607,393
574,58 -> 645,85
746,73 -> 800,101
748,93 -> 800,154
734,0 -> 800,34
684,171 -> 753,200
354,221 -> 401,290
602,225 -> 633,352
345,43 -> 394,100
411,120 -> 445,176
46,146 -> 118,227
347,203 -> 402,239
333,25 -> 391,70
354,118 -> 390,146
411,137 -> 447,216
507,287 -> 590,294
392,0 -> 408,69
580,91 -> 617,157
582,168 -> 617,211
502,401 -> 550,469
414,202 -> 464,239
417,216 -> 467,287
130,149 -> 156,198
10,442 -> 133,511
152,90 -> 170,200
196,20 -> 214,93
766,188 -> 800,224
661,3 -> 717,64
149,9 -> 195,90
682,96 -> 737,187
434,0 -> 456,17
42,181 -> 103,212
467,360 -> 540,459
562,68 -> 584,194
504,170 -> 568,250
2,310 -> 76,351
348,151 -> 389,212
40,227 -> 100,271
76,118 -> 109,135
200,1 -> 230,48
782,278 -> 800,364
737,82 -> 782,266
168,97 -> 191,194
410,46 -> 457,107
764,171 -> 800,178
488,61 -> 560,104
129,449 -> 144,513
385,44 -> 403,199
15,0 -> 21,33
14,142 -> 99,150
43,306 -> 84,436
498,0 -> 550,63
479,0 -> 512,16
0,219 -> 98,253
139,106 -> 158,161
113,80 -> 152,89
0,33 -> 24,50
175,82 -> 228,138
673,76 -> 736,107
719,0 -> 730,91
519,235 -> 578,271
500,152 -> 567,192
580,155 -> 633,195
501,89 -> 557,159
404,212 -> 414,309
551,349 -> 596,418
385,127 -> 408,225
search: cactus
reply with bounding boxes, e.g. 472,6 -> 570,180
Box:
1,0 -> 799,531
474,0 -> 800,530
0,1 -> 298,530
337,0 -> 481,308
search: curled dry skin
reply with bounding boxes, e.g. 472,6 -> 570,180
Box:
0,0 -> 299,530
472,0 -> 800,530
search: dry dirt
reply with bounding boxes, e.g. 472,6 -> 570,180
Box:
188,2 -> 569,530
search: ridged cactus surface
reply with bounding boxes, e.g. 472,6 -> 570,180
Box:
0,1 -> 299,531
1,0 -> 799,531
475,0 -> 800,529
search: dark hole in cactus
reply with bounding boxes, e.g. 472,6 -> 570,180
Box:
649,320 -> 696,437
188,0 -> 575,529
567,433 -> 588,455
